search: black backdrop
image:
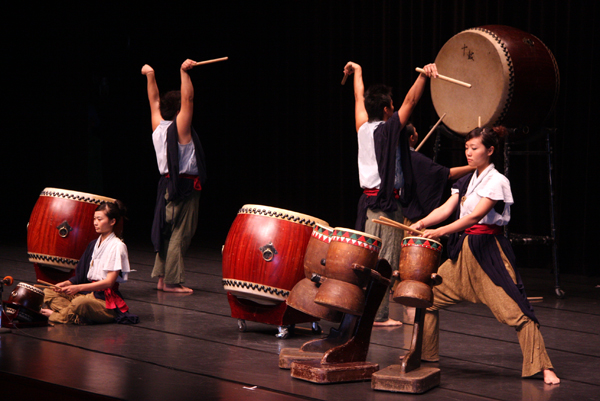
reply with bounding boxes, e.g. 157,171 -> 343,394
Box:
5,1 -> 598,276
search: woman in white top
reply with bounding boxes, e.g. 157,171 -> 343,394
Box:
42,201 -> 137,324
410,126 -> 559,384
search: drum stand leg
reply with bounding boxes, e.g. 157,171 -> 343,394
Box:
371,307 -> 440,393
289,259 -> 392,384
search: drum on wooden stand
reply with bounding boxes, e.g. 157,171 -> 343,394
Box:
27,188 -> 124,275
313,228 -> 382,316
4,282 -> 45,323
286,223 -> 343,322
392,237 -> 443,309
431,25 -> 559,135
222,205 -> 329,304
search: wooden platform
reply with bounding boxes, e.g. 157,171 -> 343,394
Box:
1,238 -> 599,400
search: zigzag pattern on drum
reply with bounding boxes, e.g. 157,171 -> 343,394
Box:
40,189 -> 107,205
238,206 -> 319,227
28,253 -> 79,266
473,27 -> 515,126
222,279 -> 290,298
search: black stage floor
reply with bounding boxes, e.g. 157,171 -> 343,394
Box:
1,239 -> 599,401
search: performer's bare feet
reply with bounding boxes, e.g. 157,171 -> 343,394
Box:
373,318 -> 403,327
40,308 -> 53,317
543,369 -> 560,385
163,284 -> 193,293
157,276 -> 165,291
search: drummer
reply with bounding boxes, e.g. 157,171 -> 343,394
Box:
41,201 -> 138,325
343,61 -> 438,326
402,123 -> 474,228
409,126 -> 560,384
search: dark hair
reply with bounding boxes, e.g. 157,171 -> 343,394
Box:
96,200 -> 127,224
404,123 -> 415,138
465,126 -> 508,150
365,84 -> 392,121
160,90 -> 181,121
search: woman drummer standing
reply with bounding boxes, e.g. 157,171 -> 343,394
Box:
41,201 -> 138,325
410,126 -> 559,384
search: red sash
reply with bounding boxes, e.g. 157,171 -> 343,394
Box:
465,224 -> 502,235
103,284 -> 129,313
363,188 -> 400,199
165,173 -> 202,191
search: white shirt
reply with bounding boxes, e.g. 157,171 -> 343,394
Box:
87,233 -> 131,283
152,120 -> 199,175
452,164 -> 513,226
357,121 -> 384,189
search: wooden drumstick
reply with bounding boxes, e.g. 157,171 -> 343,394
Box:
478,116 -> 481,128
193,57 -> 228,67
341,74 -> 348,85
37,279 -> 58,287
415,113 -> 446,152
416,67 -> 472,88
374,216 -> 425,235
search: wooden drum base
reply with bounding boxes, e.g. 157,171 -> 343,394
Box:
372,364 -> 440,393
291,360 -> 378,384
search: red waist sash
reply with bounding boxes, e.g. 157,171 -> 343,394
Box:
363,188 -> 400,199
165,173 -> 202,191
465,224 -> 502,235
101,283 -> 129,313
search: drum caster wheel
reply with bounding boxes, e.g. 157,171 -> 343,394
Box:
554,287 -> 565,299
237,319 -> 247,332
276,324 -> 294,339
311,322 -> 322,334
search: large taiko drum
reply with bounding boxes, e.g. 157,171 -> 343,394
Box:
286,223 -> 343,322
392,237 -> 443,309
222,205 -> 328,304
431,25 -> 559,135
4,282 -> 45,323
313,228 -> 382,316
27,188 -> 124,270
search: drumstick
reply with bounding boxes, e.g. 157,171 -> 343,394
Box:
415,113 -> 446,152
416,67 -> 472,88
374,216 -> 425,235
341,74 -> 348,85
193,57 -> 228,67
37,279 -> 58,287
478,116 -> 481,128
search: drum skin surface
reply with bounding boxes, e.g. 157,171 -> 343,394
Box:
27,188 -> 123,269
222,205 -> 328,303
431,25 -> 559,135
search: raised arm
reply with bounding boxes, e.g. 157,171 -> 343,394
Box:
142,64 -> 162,131
176,59 -> 196,145
448,165 -> 476,180
397,63 -> 438,127
344,61 -> 369,132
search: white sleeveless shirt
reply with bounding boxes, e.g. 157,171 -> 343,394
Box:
152,120 -> 199,175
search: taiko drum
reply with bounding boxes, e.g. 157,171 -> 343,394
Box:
222,205 -> 328,304
286,223 -> 343,322
4,282 -> 45,322
431,25 -> 559,135
313,228 -> 381,316
393,237 -> 443,309
27,188 -> 123,270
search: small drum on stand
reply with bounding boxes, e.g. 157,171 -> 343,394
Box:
27,188 -> 123,283
393,237 -> 443,309
287,223 -> 343,323
3,282 -> 46,323
314,228 -> 382,316
431,25 -> 559,135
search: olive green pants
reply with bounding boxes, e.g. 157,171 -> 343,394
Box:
44,289 -> 116,324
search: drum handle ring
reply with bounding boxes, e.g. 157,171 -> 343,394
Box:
56,221 -> 73,238
259,242 -> 278,262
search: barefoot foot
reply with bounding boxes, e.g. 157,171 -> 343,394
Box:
163,284 -> 193,293
543,369 -> 560,385
157,276 -> 165,291
373,318 -> 403,327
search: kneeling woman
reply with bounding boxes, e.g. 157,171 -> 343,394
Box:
410,126 -> 559,384
42,201 -> 138,325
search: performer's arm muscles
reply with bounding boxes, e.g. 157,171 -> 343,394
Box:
448,165 -> 476,180
344,62 -> 368,131
415,193 -> 460,230
142,64 -> 162,131
422,197 -> 497,239
397,63 -> 438,126
176,59 -> 196,145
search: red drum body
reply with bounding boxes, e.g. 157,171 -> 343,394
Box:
431,25 -> 559,135
222,205 -> 328,304
286,224 -> 343,322
27,188 -> 123,270
393,237 -> 443,309
4,282 -> 45,322
314,228 -> 382,316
